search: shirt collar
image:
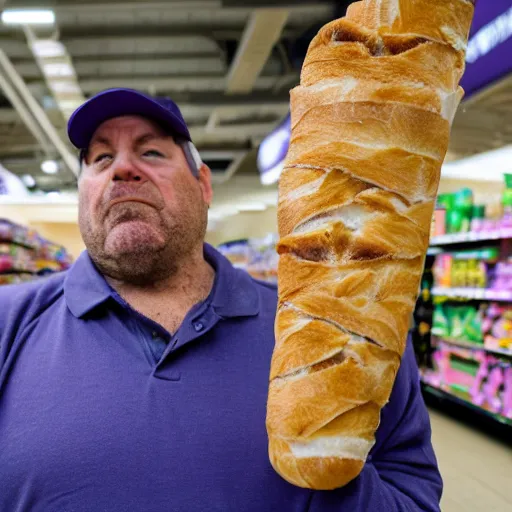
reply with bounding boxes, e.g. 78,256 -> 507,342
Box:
64,244 -> 260,319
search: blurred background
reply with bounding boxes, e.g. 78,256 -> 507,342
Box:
0,1 -> 511,510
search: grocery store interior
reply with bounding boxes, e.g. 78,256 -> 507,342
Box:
1,0 -> 511,510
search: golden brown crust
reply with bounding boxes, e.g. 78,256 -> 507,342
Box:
267,0 -> 474,490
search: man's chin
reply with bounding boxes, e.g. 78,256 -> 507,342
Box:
104,221 -> 165,255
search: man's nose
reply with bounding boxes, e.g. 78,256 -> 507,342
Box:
112,153 -> 145,182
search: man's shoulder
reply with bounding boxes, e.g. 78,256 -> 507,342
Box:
249,276 -> 278,298
250,276 -> 278,294
248,276 -> 278,317
0,272 -> 66,323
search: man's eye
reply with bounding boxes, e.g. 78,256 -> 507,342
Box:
143,149 -> 164,158
94,153 -> 112,163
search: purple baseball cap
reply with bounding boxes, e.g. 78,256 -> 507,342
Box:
67,88 -> 192,150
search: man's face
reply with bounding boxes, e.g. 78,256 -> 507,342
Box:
78,115 -> 212,284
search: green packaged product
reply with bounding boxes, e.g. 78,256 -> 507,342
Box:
432,305 -> 450,337
461,307 -> 483,343
449,307 -> 465,339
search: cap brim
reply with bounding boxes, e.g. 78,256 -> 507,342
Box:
67,88 -> 191,149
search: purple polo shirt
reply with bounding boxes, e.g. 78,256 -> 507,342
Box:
0,244 -> 442,511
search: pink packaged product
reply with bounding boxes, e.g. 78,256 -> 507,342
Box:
0,219 -> 38,248
490,262 -> 512,291
482,359 -> 505,414
482,302 -> 512,352
0,243 -> 36,274
428,343 -> 512,419
503,366 -> 512,420
468,353 -> 511,417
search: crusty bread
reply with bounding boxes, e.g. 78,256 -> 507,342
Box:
266,0 -> 475,490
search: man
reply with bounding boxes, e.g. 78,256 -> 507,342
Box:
0,88 -> 442,511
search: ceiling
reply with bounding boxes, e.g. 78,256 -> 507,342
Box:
0,0 -> 511,193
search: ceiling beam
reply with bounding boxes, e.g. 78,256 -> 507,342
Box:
0,100 -> 289,126
23,26 -> 85,122
0,51 -> 79,176
4,1 -> 222,12
13,56 -> 227,79
61,35 -> 222,58
26,72 -> 298,96
222,0 -> 326,5
226,9 -> 289,94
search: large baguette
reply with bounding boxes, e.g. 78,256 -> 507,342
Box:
266,0 -> 475,490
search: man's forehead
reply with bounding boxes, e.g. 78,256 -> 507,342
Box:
90,115 -> 172,144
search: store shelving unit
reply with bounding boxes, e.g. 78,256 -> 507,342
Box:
430,228 -> 512,247
420,380 -> 512,427
431,287 -> 512,301
419,228 -> 512,429
432,336 -> 512,359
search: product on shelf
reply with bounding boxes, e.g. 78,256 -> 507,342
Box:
432,303 -> 484,344
0,219 -> 73,285
502,173 -> 512,230
436,189 -> 475,235
504,366 -> 512,419
0,243 -> 37,273
0,219 -> 39,248
430,174 -> 512,238
422,342 -> 512,422
490,261 -> 512,291
482,303 -> 512,352
217,234 -> 278,283
432,247 -> 498,290
430,206 -> 446,238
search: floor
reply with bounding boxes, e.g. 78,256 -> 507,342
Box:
428,407 -> 512,511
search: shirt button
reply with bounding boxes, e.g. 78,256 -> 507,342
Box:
194,322 -> 204,332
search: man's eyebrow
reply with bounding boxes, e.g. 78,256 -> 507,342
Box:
89,136 -> 111,148
134,133 -> 169,147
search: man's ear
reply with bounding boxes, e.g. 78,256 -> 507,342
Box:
198,163 -> 213,205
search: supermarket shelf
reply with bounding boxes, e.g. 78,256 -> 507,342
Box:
431,286 -> 512,301
420,381 -> 512,427
430,229 -> 512,246
433,336 -> 512,359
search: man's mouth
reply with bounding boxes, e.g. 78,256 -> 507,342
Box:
108,197 -> 155,209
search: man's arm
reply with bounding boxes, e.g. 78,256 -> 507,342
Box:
309,339 -> 442,511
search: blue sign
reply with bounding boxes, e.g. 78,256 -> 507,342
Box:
462,0 -> 512,97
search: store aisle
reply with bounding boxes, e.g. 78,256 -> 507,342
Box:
429,408 -> 512,511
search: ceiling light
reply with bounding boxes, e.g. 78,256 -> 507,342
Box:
21,174 -> 36,187
58,99 -> 84,110
43,62 -> 74,77
238,202 -> 267,212
1,9 -> 55,25
41,160 -> 59,174
46,191 -> 61,200
32,40 -> 66,58
49,81 -> 81,94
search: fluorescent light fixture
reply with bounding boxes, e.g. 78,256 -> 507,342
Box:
21,174 -> 36,187
237,202 -> 267,212
215,205 -> 240,218
261,160 -> 284,186
41,160 -> 59,174
49,81 -> 81,94
43,62 -> 74,77
1,9 -> 55,25
441,145 -> 512,183
58,99 -> 83,110
32,40 -> 65,58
